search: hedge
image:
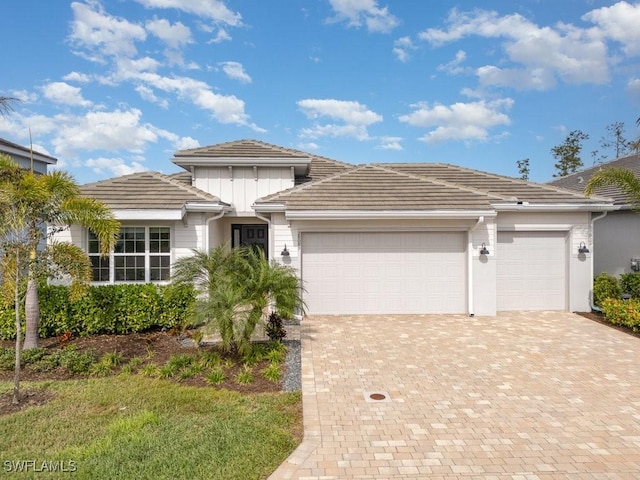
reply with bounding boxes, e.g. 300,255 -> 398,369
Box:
601,298 -> 640,331
0,283 -> 195,340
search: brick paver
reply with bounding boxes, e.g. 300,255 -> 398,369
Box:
270,312 -> 640,479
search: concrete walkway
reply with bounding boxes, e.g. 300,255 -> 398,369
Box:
270,312 -> 640,479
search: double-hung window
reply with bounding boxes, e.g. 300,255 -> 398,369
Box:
88,226 -> 171,283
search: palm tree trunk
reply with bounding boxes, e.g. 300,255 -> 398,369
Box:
23,274 -> 39,350
13,251 -> 21,405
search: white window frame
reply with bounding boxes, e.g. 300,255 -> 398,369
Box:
88,226 -> 172,284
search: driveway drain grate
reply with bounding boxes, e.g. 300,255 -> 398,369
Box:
364,391 -> 392,403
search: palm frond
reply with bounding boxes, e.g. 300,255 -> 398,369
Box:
584,167 -> 640,210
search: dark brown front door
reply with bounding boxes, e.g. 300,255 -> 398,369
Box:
232,224 -> 268,255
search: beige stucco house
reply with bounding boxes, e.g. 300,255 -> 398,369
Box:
549,153 -> 640,277
57,139 -> 614,316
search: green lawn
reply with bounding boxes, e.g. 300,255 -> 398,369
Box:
0,376 -> 301,479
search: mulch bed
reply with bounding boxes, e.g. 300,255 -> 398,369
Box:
575,310 -> 640,340
0,330 -> 287,416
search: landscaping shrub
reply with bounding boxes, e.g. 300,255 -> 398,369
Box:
620,273 -> 640,299
0,283 -> 196,340
601,298 -> 640,331
593,273 -> 622,307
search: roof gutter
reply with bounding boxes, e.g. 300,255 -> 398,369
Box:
284,210 -> 498,220
590,211 -> 609,313
495,203 -> 616,212
468,216 -> 485,318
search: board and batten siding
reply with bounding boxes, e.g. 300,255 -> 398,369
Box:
193,166 -> 294,214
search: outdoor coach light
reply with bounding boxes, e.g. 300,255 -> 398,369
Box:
479,243 -> 490,255
281,244 -> 290,257
578,242 -> 589,254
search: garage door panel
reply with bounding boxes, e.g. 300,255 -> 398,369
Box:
497,231 -> 567,311
302,232 -> 466,315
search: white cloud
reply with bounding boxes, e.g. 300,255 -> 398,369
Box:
207,28 -> 232,44
393,37 -> 416,62
327,0 -> 399,33
627,77 -> 640,101
377,136 -> 403,150
298,99 -> 382,125
173,136 -> 200,150
9,90 -> 38,103
69,1 -> 147,59
86,157 -> 147,177
63,71 -> 91,83
437,50 -> 467,75
133,0 -> 242,26
49,108 -> 159,157
297,99 -> 382,141
583,1 -> 640,56
420,8 -> 610,90
135,85 -> 169,108
219,61 -> 252,84
42,82 -> 92,107
146,17 -> 192,49
399,98 -> 513,144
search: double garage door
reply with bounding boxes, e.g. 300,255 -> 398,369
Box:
301,232 -> 466,314
301,230 -> 568,315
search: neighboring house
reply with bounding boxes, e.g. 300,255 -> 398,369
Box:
56,139 -> 613,316
549,153 -> 640,277
0,137 -> 57,174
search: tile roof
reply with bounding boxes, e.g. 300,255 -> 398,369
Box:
174,139 -> 311,159
383,163 -> 600,205
257,162 -> 610,211
258,165 -> 496,211
548,153 -> 640,206
80,171 -> 222,210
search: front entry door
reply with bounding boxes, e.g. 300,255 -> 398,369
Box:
232,224 -> 268,255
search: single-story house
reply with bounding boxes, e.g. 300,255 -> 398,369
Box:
0,137 -> 57,174
549,153 -> 640,277
56,139 -> 614,316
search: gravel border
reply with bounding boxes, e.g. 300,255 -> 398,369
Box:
282,339 -> 301,391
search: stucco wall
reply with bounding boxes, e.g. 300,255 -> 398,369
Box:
593,210 -> 640,276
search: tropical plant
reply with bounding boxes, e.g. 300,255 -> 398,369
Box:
584,167 -> 640,211
0,155 -> 120,350
173,245 -> 303,356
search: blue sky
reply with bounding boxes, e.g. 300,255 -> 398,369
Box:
1,0 -> 639,184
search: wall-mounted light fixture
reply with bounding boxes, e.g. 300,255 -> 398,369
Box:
479,243 -> 490,255
578,242 -> 589,254
281,244 -> 290,257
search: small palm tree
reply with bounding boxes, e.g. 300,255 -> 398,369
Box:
584,166 -> 640,211
173,245 -> 304,355
0,155 -> 120,349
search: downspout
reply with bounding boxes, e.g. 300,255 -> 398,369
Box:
255,212 -> 272,260
468,216 -> 485,317
590,211 -> 608,312
204,211 -> 226,252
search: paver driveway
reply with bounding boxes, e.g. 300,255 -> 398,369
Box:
271,312 -> 640,479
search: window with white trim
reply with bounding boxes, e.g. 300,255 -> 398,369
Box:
88,226 -> 171,283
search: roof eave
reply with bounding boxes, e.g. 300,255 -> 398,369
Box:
494,202 -> 617,212
283,209 -> 498,220
112,209 -> 184,221
172,156 -> 310,175
183,202 -> 232,214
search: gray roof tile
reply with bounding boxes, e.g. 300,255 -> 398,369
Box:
81,171 -> 222,210
548,153 -> 640,205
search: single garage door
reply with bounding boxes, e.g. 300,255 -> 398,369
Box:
301,232 -> 466,314
497,231 -> 567,311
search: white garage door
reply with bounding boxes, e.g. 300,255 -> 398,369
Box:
497,231 -> 567,311
301,232 -> 466,314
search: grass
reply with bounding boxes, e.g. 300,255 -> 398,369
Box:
0,375 -> 301,480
